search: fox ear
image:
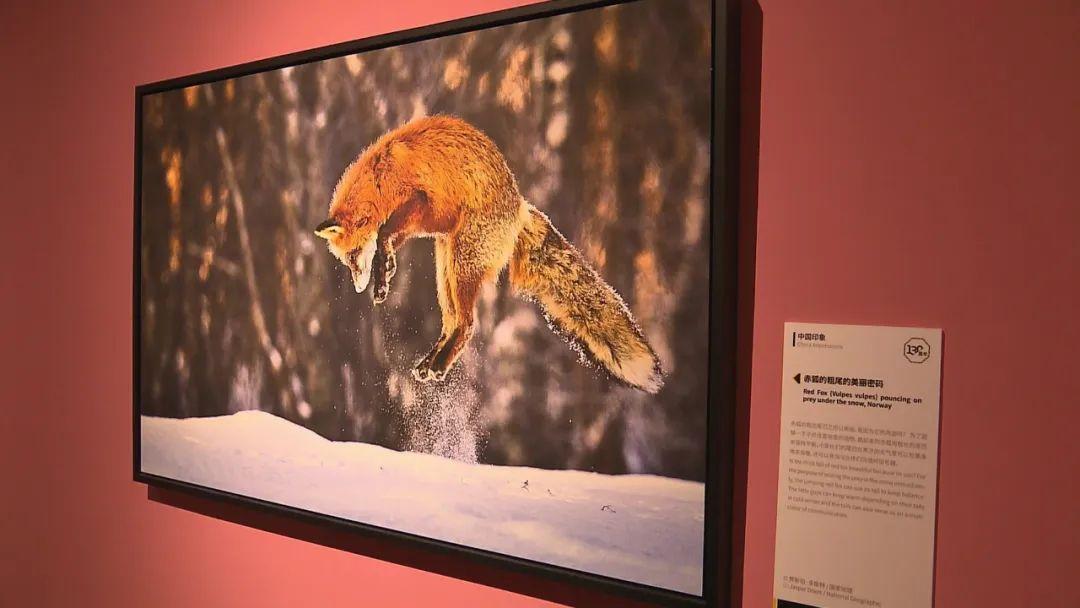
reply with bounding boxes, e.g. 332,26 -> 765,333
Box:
314,218 -> 343,239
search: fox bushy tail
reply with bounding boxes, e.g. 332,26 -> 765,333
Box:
509,204 -> 663,393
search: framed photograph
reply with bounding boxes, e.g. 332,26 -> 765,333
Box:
134,0 -> 738,605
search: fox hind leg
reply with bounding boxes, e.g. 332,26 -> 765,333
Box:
413,202 -> 520,382
425,273 -> 481,379
414,250 -> 484,382
414,238 -> 458,381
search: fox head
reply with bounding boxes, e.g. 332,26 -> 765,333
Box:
315,141 -> 415,294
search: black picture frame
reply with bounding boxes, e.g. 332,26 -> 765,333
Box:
132,0 -> 739,605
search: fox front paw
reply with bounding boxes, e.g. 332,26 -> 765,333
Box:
412,365 -> 448,383
372,283 -> 389,304
412,344 -> 451,382
370,250 -> 397,304
384,250 -> 397,277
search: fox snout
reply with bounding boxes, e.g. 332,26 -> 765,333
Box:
345,239 -> 378,293
315,219 -> 378,294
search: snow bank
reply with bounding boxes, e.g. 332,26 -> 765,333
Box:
141,411 -> 704,595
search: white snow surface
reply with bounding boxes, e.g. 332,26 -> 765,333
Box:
141,411 -> 704,595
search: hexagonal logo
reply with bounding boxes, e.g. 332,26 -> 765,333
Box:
903,337 -> 931,363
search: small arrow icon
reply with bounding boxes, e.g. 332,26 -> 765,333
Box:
794,373 -> 801,384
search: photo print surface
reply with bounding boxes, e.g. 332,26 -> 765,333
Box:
137,0 -> 719,597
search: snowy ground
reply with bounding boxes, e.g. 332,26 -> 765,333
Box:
141,411 -> 704,595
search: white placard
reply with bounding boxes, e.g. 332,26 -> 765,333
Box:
773,323 -> 942,608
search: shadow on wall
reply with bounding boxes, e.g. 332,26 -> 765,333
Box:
730,0 -> 763,607
149,484 -> 654,607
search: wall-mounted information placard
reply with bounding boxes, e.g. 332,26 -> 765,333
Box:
774,323 -> 942,608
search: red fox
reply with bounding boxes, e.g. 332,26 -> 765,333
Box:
315,115 -> 663,393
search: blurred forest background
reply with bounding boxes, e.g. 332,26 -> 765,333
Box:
139,0 -> 714,481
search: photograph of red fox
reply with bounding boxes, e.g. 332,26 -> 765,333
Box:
315,115 -> 663,392
138,0 -> 717,597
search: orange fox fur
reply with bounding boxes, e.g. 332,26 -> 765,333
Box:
315,115 -> 662,393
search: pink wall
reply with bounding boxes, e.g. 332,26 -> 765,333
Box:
1,1 -> 1076,606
